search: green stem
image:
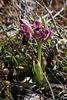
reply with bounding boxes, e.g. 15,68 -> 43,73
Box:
38,42 -> 42,65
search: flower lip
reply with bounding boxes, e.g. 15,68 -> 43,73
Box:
43,29 -> 54,42
44,29 -> 50,34
33,21 -> 42,29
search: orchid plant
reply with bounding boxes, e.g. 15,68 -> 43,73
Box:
19,19 -> 54,86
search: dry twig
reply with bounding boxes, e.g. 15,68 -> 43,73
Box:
34,0 -> 63,39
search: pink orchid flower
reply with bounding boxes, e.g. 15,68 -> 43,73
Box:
32,21 -> 54,42
19,19 -> 34,38
32,29 -> 54,42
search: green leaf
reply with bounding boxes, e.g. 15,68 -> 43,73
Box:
33,59 -> 45,86
6,51 -> 19,66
